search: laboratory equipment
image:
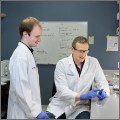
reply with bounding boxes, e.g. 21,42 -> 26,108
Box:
112,72 -> 119,93
1,60 -> 9,77
112,72 -> 119,86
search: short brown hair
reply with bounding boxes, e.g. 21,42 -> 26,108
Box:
72,36 -> 89,48
19,17 -> 42,37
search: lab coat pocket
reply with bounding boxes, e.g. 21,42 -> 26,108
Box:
30,66 -> 40,101
31,66 -> 37,75
66,73 -> 78,90
32,65 -> 37,70
31,66 -> 39,85
66,72 -> 74,76
31,66 -> 38,73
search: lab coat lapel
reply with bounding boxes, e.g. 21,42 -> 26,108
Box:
18,42 -> 36,64
80,56 -> 89,77
68,55 -> 79,78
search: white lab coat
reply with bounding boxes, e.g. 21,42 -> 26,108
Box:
47,54 -> 110,119
7,42 -> 42,119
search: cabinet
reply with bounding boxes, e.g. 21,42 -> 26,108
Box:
1,81 -> 10,119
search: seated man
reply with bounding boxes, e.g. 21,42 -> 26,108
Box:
46,36 -> 110,119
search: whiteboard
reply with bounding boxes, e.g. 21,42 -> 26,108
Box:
33,21 -> 88,64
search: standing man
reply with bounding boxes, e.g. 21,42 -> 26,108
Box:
7,17 -> 49,119
47,36 -> 110,119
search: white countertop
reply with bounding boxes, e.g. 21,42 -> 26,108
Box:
90,92 -> 119,119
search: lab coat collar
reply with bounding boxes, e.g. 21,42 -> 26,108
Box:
20,42 -> 34,54
68,54 -> 89,65
80,56 -> 89,76
68,54 -> 89,77
18,42 -> 27,48
18,42 -> 33,54
68,54 -> 79,78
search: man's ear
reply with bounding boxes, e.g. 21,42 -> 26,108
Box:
23,31 -> 28,38
71,47 -> 74,54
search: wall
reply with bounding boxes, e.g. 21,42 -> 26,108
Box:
1,1 -> 119,104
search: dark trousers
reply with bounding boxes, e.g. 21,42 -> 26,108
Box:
75,111 -> 90,119
57,113 -> 66,119
57,111 -> 90,119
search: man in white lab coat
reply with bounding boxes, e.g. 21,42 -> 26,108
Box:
47,36 -> 110,119
7,17 -> 49,119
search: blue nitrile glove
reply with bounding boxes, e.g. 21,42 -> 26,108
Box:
36,111 -> 49,119
80,89 -> 100,100
97,89 -> 107,100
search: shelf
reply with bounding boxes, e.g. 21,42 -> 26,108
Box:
0,13 -> 6,17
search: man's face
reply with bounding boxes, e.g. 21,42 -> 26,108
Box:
27,25 -> 42,47
72,42 -> 89,63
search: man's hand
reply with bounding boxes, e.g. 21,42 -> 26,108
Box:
80,89 -> 100,100
97,89 -> 107,100
36,111 -> 49,119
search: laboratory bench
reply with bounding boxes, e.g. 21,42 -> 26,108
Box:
1,70 -> 119,119
90,91 -> 119,119
91,70 -> 119,119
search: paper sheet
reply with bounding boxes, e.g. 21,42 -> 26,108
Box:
107,36 -> 118,51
